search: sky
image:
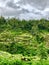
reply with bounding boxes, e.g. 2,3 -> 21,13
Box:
0,0 -> 49,19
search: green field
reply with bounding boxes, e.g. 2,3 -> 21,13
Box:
0,16 -> 49,65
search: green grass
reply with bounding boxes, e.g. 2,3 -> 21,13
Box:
0,51 -> 49,65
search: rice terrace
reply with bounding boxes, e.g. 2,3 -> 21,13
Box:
0,17 -> 49,65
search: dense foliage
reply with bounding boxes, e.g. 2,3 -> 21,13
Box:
0,16 -> 49,65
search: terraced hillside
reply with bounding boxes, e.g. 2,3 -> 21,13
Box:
0,17 -> 49,65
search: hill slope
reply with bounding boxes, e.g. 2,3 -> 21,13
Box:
0,17 -> 49,65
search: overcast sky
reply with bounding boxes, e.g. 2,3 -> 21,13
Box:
0,0 -> 49,19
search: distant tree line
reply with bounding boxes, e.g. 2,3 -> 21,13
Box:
0,16 -> 49,33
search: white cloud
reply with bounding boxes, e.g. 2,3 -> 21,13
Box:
14,0 -> 20,3
0,0 -> 49,19
20,4 -> 33,12
19,12 -> 43,20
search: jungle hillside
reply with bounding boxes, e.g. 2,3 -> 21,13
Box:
0,16 -> 49,65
